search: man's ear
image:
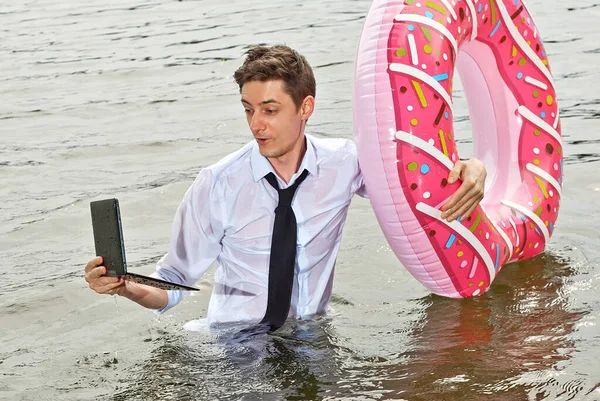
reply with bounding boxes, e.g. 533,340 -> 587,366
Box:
300,96 -> 315,121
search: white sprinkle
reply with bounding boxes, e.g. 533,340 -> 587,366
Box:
443,53 -> 448,61
528,201 -> 533,207
458,26 -> 462,34
407,105 -> 414,111
428,138 -> 435,145
485,232 -> 490,240
549,190 -> 554,197
553,163 -> 559,170
534,242 -> 539,248
460,260 -> 468,268
447,16 -> 452,24
422,63 -> 427,69
423,192 -> 431,199
416,2 -> 422,6
491,243 -> 495,250
472,289 -> 481,296
533,148 -> 540,154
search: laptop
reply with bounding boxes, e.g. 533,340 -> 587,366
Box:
90,198 -> 199,291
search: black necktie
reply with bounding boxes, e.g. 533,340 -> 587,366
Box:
259,169 -> 309,331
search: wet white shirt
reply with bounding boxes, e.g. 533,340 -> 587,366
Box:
152,134 -> 366,325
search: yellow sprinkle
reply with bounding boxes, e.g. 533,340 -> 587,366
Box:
534,158 -> 540,165
412,80 -> 428,108
396,48 -> 406,57
518,58 -> 527,66
534,129 -> 540,136
426,1 -> 446,13
533,91 -> 539,98
469,282 -> 474,287
542,59 -> 548,65
457,251 -> 464,257
438,129 -> 449,157
546,95 -> 554,105
411,118 -> 418,126
424,44 -> 432,54
478,281 -> 485,287
534,176 -> 549,199
512,46 -> 518,57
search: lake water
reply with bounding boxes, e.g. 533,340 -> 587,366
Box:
1,0 -> 599,400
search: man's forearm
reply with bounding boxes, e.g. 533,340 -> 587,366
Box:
123,282 -> 168,310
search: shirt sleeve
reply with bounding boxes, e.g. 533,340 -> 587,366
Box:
151,168 -> 224,315
348,141 -> 369,199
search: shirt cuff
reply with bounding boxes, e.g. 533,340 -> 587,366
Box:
150,270 -> 186,315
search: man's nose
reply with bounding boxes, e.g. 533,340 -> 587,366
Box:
250,113 -> 266,134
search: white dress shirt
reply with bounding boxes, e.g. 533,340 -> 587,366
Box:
152,134 -> 366,325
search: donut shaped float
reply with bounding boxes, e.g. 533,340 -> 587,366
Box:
353,0 -> 563,297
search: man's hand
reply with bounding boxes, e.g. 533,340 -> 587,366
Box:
85,256 -> 127,296
441,158 -> 487,222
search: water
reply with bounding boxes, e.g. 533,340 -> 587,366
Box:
1,0 -> 599,399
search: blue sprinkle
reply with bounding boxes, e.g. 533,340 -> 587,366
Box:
494,243 -> 500,270
425,11 -> 434,19
445,234 -> 456,248
421,164 -> 430,174
549,222 -> 554,231
513,0 -> 518,6
489,21 -> 502,37
517,72 -> 523,79
535,228 -> 541,235
558,177 -> 562,184
408,24 -> 415,31
432,73 -> 449,81
521,215 -> 526,221
444,111 -> 449,119
478,3 -> 483,12
541,111 -> 547,118
542,50 -> 546,57
560,159 -> 563,175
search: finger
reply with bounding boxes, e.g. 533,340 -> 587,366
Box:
94,281 -> 125,295
447,195 -> 481,222
85,266 -> 108,282
85,257 -> 103,273
447,161 -> 464,185
444,186 -> 480,220
462,195 -> 484,220
442,179 -> 474,214
92,275 -> 122,287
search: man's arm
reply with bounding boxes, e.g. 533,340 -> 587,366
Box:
84,168 -> 224,313
440,158 -> 487,222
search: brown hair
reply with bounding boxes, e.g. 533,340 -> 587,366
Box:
233,45 -> 316,110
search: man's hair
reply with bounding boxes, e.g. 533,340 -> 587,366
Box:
233,45 -> 316,110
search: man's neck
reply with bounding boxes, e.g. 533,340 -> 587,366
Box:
268,135 -> 307,184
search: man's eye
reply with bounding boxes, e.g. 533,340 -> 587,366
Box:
266,109 -> 276,114
244,109 -> 253,114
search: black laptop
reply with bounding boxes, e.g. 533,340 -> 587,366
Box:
90,198 -> 199,291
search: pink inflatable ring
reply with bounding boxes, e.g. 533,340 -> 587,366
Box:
353,0 -> 563,297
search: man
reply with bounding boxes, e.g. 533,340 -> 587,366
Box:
85,45 -> 486,329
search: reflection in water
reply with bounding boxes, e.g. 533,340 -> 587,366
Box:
111,250 -> 585,400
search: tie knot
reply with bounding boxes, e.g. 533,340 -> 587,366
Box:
265,170 -> 309,206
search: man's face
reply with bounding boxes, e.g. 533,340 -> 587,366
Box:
241,80 -> 309,159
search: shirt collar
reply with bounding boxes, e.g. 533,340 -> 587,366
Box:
250,134 -> 318,184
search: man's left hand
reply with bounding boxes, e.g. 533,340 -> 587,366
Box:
441,158 -> 487,222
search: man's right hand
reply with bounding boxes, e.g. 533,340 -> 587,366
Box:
84,256 -> 127,296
